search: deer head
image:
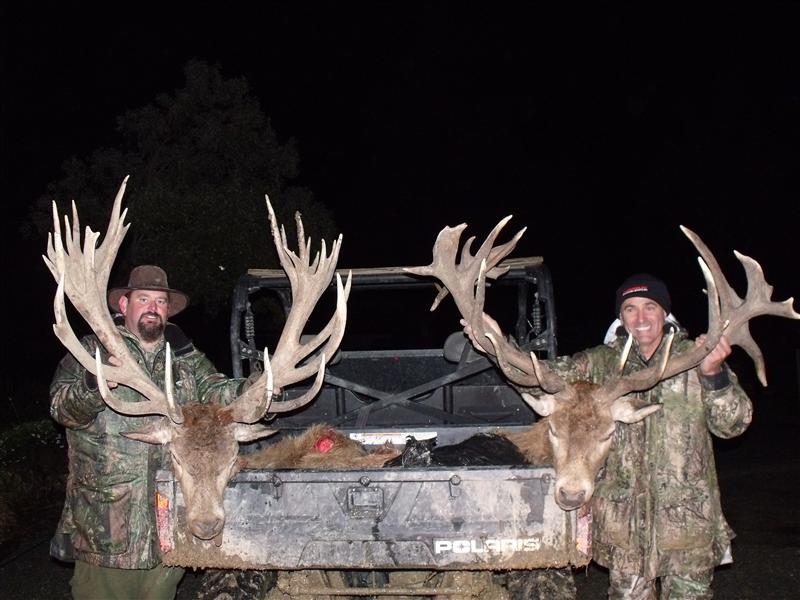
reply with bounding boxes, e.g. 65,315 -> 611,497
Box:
44,176 -> 351,542
407,219 -> 798,510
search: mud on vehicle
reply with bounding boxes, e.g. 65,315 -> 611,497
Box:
156,257 -> 590,599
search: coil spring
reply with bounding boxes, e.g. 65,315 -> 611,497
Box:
530,293 -> 542,336
245,308 -> 256,344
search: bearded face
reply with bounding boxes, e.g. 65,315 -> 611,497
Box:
120,290 -> 171,345
137,312 -> 165,342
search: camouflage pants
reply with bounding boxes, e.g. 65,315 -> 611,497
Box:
70,560 -> 185,600
608,569 -> 713,600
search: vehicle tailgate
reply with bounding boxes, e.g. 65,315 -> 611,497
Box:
157,466 -> 591,570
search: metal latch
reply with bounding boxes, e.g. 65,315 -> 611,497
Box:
269,474 -> 283,500
448,474 -> 462,498
347,481 -> 383,518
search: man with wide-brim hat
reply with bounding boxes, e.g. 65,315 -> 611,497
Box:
108,264 -> 189,317
50,263 -> 247,599
107,265 -> 189,351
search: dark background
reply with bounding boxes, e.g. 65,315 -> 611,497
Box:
2,3 -> 799,413
1,5 -> 799,597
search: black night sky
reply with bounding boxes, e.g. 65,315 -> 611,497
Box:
2,4 -> 799,415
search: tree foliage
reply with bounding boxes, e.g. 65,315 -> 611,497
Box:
27,60 -> 336,313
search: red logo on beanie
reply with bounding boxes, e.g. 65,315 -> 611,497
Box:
623,285 -> 649,296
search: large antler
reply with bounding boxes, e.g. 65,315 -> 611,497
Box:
405,217 -> 567,392
43,176 -> 184,422
229,197 -> 352,421
405,217 -> 524,313
599,225 -> 800,401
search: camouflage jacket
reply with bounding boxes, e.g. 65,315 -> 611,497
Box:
49,322 -> 244,569
548,329 -> 752,579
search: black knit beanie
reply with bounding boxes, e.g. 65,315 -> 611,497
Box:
615,273 -> 671,315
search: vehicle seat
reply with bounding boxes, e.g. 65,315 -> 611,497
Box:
443,331 -> 483,363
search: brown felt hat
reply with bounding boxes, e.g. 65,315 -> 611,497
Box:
108,265 -> 189,317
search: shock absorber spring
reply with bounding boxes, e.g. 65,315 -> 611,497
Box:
245,306 -> 256,346
530,293 -> 543,337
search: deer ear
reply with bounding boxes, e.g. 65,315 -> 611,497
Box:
520,391 -> 557,417
610,397 -> 662,423
122,422 -> 173,445
234,424 -> 278,443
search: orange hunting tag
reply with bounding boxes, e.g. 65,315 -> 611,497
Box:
576,510 -> 592,556
155,492 -> 172,553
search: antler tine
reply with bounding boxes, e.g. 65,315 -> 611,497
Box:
476,261 -> 566,392
247,274 -> 348,418
95,344 -> 183,419
457,218 -> 526,305
234,197 -> 348,419
405,223 -> 468,311
65,202 -> 79,260
728,250 -> 799,385
226,349 -> 276,424
45,178 -> 183,423
598,330 -> 677,402
406,219 -> 508,331
266,353 -> 328,414
404,217 -> 526,313
269,229 -> 343,369
270,270 -> 351,398
94,176 -> 131,293
471,259 -> 514,358
474,216 -> 526,275
407,218 -> 565,392
455,216 -> 515,269
232,348 -> 329,421
459,234 -> 478,267
681,225 -> 800,386
483,332 -> 541,387
294,210 -> 308,260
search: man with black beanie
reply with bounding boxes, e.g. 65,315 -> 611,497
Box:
549,271 -> 751,598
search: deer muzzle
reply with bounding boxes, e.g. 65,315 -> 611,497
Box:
187,513 -> 225,541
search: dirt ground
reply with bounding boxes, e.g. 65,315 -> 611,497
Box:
1,393 -> 798,599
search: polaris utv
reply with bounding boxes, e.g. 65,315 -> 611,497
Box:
156,257 -> 590,598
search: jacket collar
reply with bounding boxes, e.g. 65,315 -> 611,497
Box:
611,325 -> 688,367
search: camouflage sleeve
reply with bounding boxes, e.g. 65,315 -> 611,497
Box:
183,347 -> 246,406
701,366 -> 753,439
544,345 -> 613,384
49,337 -> 107,429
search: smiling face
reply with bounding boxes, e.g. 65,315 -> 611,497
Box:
620,296 -> 667,359
119,289 -> 170,347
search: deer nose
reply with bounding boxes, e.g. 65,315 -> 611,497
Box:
556,487 -> 586,510
190,518 -> 225,540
